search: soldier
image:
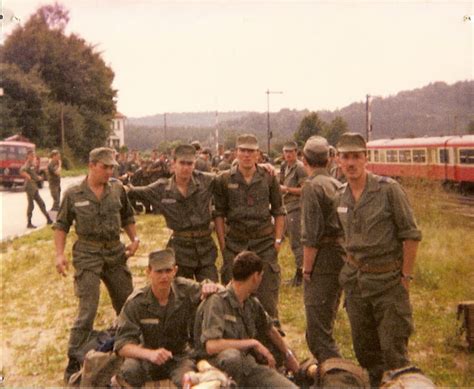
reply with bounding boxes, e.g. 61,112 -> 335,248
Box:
212,144 -> 225,168
217,150 -> 232,171
47,149 -> 62,212
20,149 -> 53,228
300,136 -> 345,363
113,248 -> 220,388
335,133 -> 422,387
195,148 -> 212,172
194,251 -> 299,388
213,134 -> 285,319
127,145 -> 219,282
54,147 -> 140,383
279,141 -> 307,286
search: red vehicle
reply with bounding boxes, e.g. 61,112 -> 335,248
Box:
366,135 -> 474,192
0,140 -> 48,189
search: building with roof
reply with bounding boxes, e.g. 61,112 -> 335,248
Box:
107,112 -> 126,149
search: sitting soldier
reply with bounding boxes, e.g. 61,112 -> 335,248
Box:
113,248 -> 220,387
194,251 -> 300,388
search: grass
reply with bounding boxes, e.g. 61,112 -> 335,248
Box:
1,183 -> 473,387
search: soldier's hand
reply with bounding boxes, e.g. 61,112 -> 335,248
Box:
201,283 -> 221,300
274,241 -> 282,252
147,348 -> 173,366
401,277 -> 411,291
254,341 -> 276,368
125,239 -> 140,258
259,163 -> 276,176
56,254 -> 69,277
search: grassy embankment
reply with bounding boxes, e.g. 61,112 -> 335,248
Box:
1,182 -> 473,387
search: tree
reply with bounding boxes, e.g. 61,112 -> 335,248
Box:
294,112 -> 327,146
324,116 -> 348,146
1,3 -> 116,160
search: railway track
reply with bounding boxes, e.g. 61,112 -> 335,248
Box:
440,192 -> 474,221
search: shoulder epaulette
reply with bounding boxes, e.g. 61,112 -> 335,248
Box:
377,175 -> 396,184
125,287 -> 146,303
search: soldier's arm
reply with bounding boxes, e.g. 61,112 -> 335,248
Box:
123,223 -> 139,258
20,165 -> 31,181
118,343 -> 173,366
127,181 -> 164,208
214,217 -> 226,252
54,230 -> 68,277
273,215 -> 285,252
401,240 -> 419,290
266,326 -> 299,372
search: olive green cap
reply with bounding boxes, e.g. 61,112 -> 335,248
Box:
236,134 -> 259,150
282,141 -> 298,151
336,132 -> 367,152
149,248 -> 176,271
191,140 -> 202,151
89,147 -> 118,166
303,136 -> 329,159
174,144 -> 196,162
50,149 -> 60,157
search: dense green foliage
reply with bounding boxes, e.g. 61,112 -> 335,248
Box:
0,3 -> 116,160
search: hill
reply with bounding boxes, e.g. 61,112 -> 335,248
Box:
125,80 -> 473,150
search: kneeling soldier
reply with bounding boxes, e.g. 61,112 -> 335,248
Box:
114,248 -> 220,387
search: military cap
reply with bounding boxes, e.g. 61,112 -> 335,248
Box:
236,134 -> 259,150
223,150 -> 232,156
201,147 -> 212,155
191,140 -> 202,151
89,147 -> 118,166
149,248 -> 176,271
174,144 -> 197,162
282,141 -> 298,151
303,136 -> 329,159
50,149 -> 60,157
336,132 -> 367,152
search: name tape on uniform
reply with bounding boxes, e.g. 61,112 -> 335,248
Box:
337,206 -> 348,214
140,318 -> 160,325
75,201 -> 90,207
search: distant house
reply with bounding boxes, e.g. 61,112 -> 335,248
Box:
107,112 -> 126,149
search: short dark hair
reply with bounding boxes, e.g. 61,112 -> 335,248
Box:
232,251 -> 263,281
303,151 -> 328,168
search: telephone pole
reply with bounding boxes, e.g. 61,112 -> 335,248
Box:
266,89 -> 283,154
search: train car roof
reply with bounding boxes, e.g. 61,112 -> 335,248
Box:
0,140 -> 36,148
367,135 -> 474,148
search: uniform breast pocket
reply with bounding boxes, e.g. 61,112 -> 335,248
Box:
228,187 -> 242,206
74,203 -> 96,222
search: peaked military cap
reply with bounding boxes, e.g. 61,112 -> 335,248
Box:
149,248 -> 176,271
282,141 -> 298,151
236,134 -> 259,150
336,132 -> 367,153
174,144 -> 196,162
303,136 -> 329,159
191,140 -> 202,151
89,147 -> 118,166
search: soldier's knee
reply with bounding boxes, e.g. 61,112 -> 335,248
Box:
120,358 -> 146,388
216,348 -> 243,367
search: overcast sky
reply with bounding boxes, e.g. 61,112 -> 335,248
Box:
3,0 -> 473,117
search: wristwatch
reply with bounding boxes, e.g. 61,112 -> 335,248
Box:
275,238 -> 282,244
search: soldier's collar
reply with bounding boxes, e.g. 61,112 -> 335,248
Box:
226,284 -> 242,309
366,173 -> 382,192
310,167 -> 329,178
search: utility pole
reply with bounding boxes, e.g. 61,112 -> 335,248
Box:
164,113 -> 167,143
366,94 -> 372,141
266,89 -> 283,154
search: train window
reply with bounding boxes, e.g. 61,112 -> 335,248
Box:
439,149 -> 449,164
413,149 -> 426,163
459,149 -> 474,164
386,150 -> 398,163
373,150 -> 379,162
399,150 -> 412,163
380,150 -> 386,162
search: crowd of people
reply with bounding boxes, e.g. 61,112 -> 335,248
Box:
47,132 -> 425,388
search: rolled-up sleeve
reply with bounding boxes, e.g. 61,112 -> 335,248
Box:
200,294 -> 226,344
114,305 -> 142,353
53,190 -> 74,233
300,183 -> 325,247
388,183 -> 422,241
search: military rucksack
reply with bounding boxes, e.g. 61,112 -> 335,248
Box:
313,358 -> 370,389
380,366 -> 436,388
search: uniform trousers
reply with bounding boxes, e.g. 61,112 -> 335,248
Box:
68,241 -> 133,360
49,184 -> 61,211
284,207 -> 303,269
26,188 -> 49,220
344,282 -> 413,387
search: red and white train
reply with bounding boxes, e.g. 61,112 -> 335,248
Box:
366,135 -> 474,192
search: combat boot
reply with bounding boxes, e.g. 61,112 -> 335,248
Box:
27,220 -> 37,229
291,268 -> 303,287
64,357 -> 81,385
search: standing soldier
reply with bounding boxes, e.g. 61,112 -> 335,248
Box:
214,134 -> 285,319
20,149 -> 53,228
217,150 -> 232,171
53,147 -> 139,383
279,141 -> 307,286
335,133 -> 422,387
300,136 -> 345,363
127,145 -> 219,282
48,149 -> 62,212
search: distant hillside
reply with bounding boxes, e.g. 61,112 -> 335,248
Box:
125,80 -> 473,150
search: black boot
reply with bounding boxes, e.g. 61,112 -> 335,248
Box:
27,220 -> 37,229
291,268 -> 303,287
63,358 -> 81,385
46,216 -> 53,225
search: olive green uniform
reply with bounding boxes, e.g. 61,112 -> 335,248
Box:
114,278 -> 204,387
194,285 -> 297,388
301,168 -> 344,363
195,156 -> 212,172
47,160 -> 61,211
335,173 -> 422,386
128,171 -> 218,281
20,160 -> 50,223
280,160 -> 307,269
213,164 -> 285,318
54,178 -> 135,361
